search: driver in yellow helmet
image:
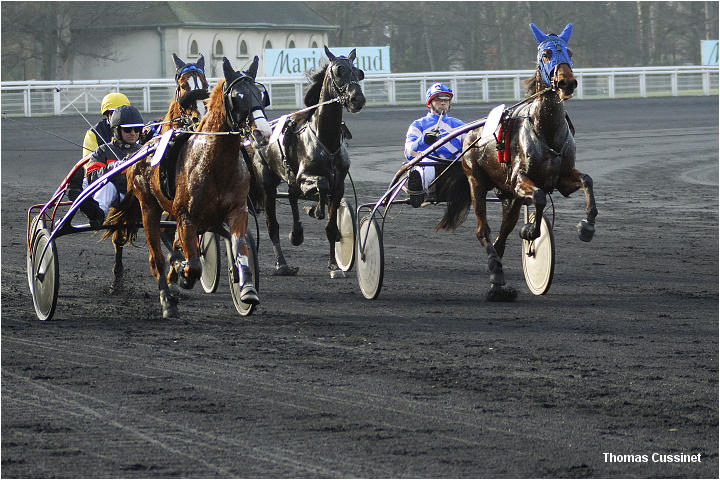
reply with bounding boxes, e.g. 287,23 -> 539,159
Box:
82,92 -> 130,156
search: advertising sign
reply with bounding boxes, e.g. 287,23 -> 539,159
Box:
264,46 -> 390,77
701,40 -> 718,66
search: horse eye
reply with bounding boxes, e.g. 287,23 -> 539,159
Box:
543,49 -> 553,60
336,65 -> 346,76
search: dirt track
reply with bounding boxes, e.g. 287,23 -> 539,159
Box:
2,96 -> 718,478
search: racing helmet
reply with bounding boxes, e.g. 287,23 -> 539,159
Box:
110,105 -> 144,140
101,92 -> 131,116
425,83 -> 454,107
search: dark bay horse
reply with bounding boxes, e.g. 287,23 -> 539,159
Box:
438,23 -> 597,301
106,56 -> 271,318
251,46 -> 366,277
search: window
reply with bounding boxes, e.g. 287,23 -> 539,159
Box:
190,40 -> 198,55
311,41 -> 318,48
288,40 -> 296,48
214,40 -> 223,57
239,40 -> 248,56
265,40 -> 272,49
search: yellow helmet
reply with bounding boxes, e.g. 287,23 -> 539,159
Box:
100,92 -> 130,115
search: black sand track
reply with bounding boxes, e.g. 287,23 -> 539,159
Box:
2,96 -> 718,478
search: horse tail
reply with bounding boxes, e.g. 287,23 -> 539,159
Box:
101,188 -> 141,245
435,163 -> 471,232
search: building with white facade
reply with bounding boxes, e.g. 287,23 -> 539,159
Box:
70,1 -> 337,80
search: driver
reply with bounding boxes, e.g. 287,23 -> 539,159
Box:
404,83 -> 465,207
81,105 -> 145,227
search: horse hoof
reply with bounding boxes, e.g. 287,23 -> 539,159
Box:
162,305 -> 179,319
487,284 -> 518,302
160,291 -> 179,319
289,229 -> 304,246
177,275 -> 197,290
240,285 -> 260,305
273,264 -> 299,276
577,220 -> 595,242
329,269 -> 346,279
519,223 -> 539,241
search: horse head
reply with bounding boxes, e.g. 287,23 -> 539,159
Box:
173,53 -> 209,110
324,46 -> 366,113
530,23 -> 577,100
221,56 -> 272,146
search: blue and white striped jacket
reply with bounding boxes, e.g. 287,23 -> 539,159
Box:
405,112 -> 466,162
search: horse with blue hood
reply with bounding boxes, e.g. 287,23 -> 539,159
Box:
437,23 -> 598,301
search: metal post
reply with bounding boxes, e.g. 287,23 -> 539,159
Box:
576,72 -> 583,100
482,75 -> 489,102
513,76 -> 521,101
25,86 -> 31,117
702,70 -> 710,96
671,71 -> 678,96
609,72 -> 615,99
53,88 -> 61,115
640,71 -> 647,97
389,78 -> 396,106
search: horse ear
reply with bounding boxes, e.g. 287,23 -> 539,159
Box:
244,56 -> 259,79
196,53 -> 205,71
558,23 -> 573,43
172,53 -> 185,70
222,57 -> 237,81
530,23 -> 548,43
324,45 -> 336,61
347,49 -> 356,62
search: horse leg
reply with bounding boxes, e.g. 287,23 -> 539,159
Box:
493,197 -> 523,259
288,193 -> 305,246
467,176 -> 517,301
228,210 -> 259,304
265,189 -> 298,276
325,195 -> 344,278
170,220 -> 202,290
557,169 -> 598,242
514,173 -> 546,242
139,200 -> 177,319
109,231 -> 124,294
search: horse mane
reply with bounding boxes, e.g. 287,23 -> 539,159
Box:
524,70 -> 543,96
197,80 -> 226,132
303,63 -> 329,107
159,100 -> 183,133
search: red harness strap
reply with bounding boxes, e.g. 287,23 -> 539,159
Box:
496,118 -> 515,164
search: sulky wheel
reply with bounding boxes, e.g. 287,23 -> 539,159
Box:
356,215 -> 384,300
334,198 -> 356,272
228,231 -> 259,316
199,231 -> 221,293
27,215 -> 45,292
521,209 -> 555,295
28,228 -> 60,321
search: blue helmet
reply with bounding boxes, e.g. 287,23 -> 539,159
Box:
425,83 -> 453,107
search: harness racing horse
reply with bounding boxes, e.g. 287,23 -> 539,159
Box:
106,56 -> 272,318
251,46 -> 366,277
160,53 -> 209,133
438,23 -> 597,301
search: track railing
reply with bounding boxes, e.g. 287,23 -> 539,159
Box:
2,66 -> 717,117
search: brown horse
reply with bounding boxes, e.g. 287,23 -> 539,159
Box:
159,54 -> 209,134
106,56 -> 271,318
438,23 -> 597,301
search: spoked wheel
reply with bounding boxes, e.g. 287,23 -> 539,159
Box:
335,198 -> 356,272
28,228 -> 60,321
356,215 -> 384,300
521,207 -> 555,295
228,231 -> 259,316
199,231 -> 220,293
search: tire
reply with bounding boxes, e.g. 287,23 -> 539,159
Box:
334,198 -> 356,272
27,215 -> 45,292
521,209 -> 555,295
228,231 -> 259,316
199,232 -> 221,293
29,229 -> 60,321
356,215 -> 384,300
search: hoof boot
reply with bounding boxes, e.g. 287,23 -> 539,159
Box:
273,264 -> 299,276
577,220 -> 595,242
487,284 -> 518,302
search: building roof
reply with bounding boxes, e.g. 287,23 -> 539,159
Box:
72,1 -> 337,31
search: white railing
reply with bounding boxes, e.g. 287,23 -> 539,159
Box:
1,66 -> 716,117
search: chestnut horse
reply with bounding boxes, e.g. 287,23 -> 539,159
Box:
106,56 -> 272,318
438,23 -> 597,300
159,53 -> 209,133
250,46 -> 366,277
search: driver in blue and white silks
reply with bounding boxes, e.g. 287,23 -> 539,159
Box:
404,83 -> 465,206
